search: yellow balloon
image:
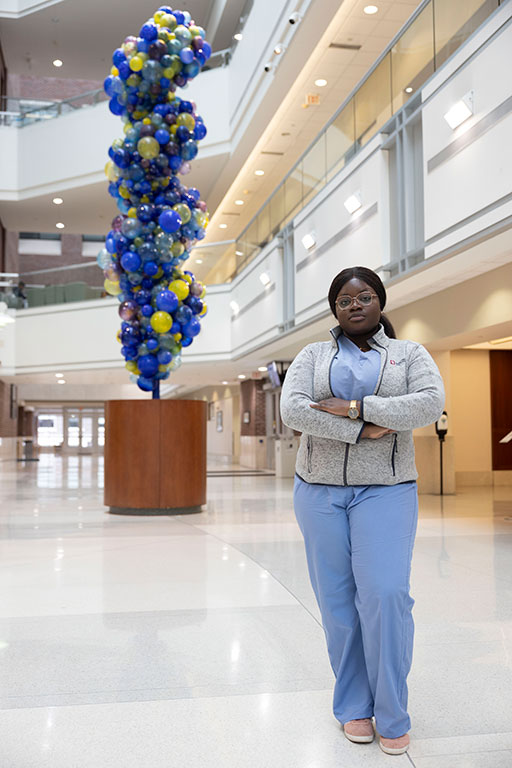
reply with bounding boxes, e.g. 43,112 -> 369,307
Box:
104,160 -> 119,182
182,273 -> 193,284
168,279 -> 189,300
151,311 -> 173,333
200,287 -> 206,299
104,278 -> 121,296
111,66 -> 119,76
129,55 -> 143,72
171,241 -> 184,257
154,10 -> 165,24
137,136 -> 160,159
176,113 -> 195,131
127,207 -> 137,218
116,330 -> 123,343
199,302 -> 208,316
162,13 -> 177,29
173,332 -> 182,341
125,360 -> 138,373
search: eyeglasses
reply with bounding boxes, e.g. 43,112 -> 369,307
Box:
336,291 -> 378,311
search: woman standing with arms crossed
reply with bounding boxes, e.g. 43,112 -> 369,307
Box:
280,266 -> 444,755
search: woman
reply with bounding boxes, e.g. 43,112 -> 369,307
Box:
280,266 -> 444,755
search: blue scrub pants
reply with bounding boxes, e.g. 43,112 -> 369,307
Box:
294,476 -> 418,738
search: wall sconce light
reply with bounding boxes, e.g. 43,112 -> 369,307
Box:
344,192 -> 362,214
259,272 -> 271,287
230,300 -> 240,315
443,91 -> 473,130
301,232 -> 316,251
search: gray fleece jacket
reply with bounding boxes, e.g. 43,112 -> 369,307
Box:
280,324 -> 445,486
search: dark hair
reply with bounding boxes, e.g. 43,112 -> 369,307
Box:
328,266 -> 396,339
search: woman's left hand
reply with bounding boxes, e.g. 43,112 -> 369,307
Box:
309,398 -> 351,416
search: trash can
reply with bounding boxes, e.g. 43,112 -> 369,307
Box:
274,437 -> 299,478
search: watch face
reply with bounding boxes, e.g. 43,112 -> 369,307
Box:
348,407 -> 359,419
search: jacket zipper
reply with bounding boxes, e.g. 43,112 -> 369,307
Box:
371,340 -> 388,395
307,435 -> 312,473
327,344 -> 348,484
391,433 -> 398,476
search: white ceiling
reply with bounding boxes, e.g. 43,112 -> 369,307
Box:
0,0 -> 246,79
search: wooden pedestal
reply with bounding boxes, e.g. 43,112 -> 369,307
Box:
104,399 -> 207,514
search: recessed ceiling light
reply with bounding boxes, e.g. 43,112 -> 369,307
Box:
234,200 -> 244,206
52,197 -> 63,205
57,379 -> 65,384
233,33 -> 243,41
315,79 -> 327,87
219,223 -> 228,229
195,259 -> 203,264
258,366 -> 267,372
221,380 -> 229,385
53,59 -> 63,67
56,222 -> 65,229
254,170 -> 265,176
273,43 -> 284,55
235,250 -> 243,256
363,5 -> 379,14
55,373 -> 63,378
237,374 -> 246,379
405,86 -> 413,94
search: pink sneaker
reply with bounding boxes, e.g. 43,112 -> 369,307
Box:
379,733 -> 410,755
343,718 -> 375,743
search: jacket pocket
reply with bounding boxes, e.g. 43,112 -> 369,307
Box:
390,433 -> 398,476
307,435 -> 313,473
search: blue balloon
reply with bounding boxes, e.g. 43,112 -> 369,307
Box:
155,128 -> 170,145
120,251 -> 142,272
138,354 -> 159,377
182,317 -> 201,337
156,289 -> 179,313
143,260 -> 159,276
141,304 -> 154,317
112,48 -> 126,66
157,350 -> 172,365
158,209 -> 182,233
147,338 -> 159,351
137,376 -> 154,392
140,23 -> 158,41
109,98 -> 125,116
175,305 -> 193,324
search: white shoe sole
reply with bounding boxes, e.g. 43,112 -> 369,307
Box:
379,740 -> 409,755
344,730 -> 375,744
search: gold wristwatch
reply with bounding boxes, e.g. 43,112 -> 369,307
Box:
347,400 -> 360,420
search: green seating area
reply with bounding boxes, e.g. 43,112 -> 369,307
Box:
24,283 -> 104,307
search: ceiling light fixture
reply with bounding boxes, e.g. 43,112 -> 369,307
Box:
234,199 -> 244,206
56,222 -> 65,229
405,86 -> 413,94
55,373 -> 63,378
344,192 -> 362,214
195,259 -> 203,264
274,43 -> 285,55
57,380 -> 65,384
258,366 -> 267,372
363,5 -> 379,14
233,33 -> 243,41
52,59 -> 63,67
230,300 -> 240,315
315,79 -> 327,87
235,250 -> 243,256
444,91 -> 474,130
301,232 -> 316,251
259,272 -> 271,287
237,374 -> 246,379
254,169 -> 264,176
52,197 -> 63,205
219,223 -> 227,229
221,380 -> 229,385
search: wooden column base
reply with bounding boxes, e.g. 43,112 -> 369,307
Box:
104,400 -> 207,514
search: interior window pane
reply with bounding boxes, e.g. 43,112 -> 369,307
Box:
391,3 -> 434,112
355,54 -> 392,147
434,0 -> 499,69
326,100 -> 356,182
302,133 -> 326,207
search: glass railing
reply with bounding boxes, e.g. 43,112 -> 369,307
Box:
203,0 -> 500,285
0,49 -> 231,128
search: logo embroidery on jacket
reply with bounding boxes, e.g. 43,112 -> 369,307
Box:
390,360 -> 396,365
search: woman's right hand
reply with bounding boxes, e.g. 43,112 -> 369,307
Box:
361,423 -> 396,439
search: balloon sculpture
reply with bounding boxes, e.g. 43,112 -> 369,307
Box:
97,6 -> 210,396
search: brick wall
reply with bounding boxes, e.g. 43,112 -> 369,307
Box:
19,234 -> 103,288
240,379 -> 266,437
0,379 -> 18,437
8,73 -> 103,102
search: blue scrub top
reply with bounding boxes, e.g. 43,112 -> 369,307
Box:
330,334 -> 381,400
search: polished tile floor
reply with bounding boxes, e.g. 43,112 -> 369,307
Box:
0,454 -> 511,767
